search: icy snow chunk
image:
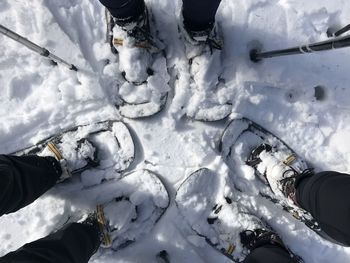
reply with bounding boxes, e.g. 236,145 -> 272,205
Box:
92,42 -> 110,61
119,82 -> 152,104
104,199 -> 137,235
330,130 -> 350,155
119,48 -> 151,83
240,165 -> 255,181
81,169 -> 106,187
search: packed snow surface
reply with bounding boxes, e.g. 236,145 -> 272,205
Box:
1,0 -> 350,262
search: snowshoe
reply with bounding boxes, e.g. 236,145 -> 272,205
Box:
175,168 -> 302,262
105,7 -> 170,119
91,169 -> 169,250
219,118 -> 336,242
13,120 -> 135,184
178,17 -> 232,122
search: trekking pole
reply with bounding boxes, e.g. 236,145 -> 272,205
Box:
0,24 -> 78,71
250,34 -> 350,63
334,24 -> 350,37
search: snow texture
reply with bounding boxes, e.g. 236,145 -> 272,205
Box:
1,0 -> 350,262
96,169 -> 169,250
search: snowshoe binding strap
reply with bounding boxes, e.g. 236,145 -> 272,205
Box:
47,142 -> 64,161
283,154 -> 297,166
207,203 -> 225,224
45,142 -> 71,182
240,229 -> 284,251
113,38 -> 156,50
246,143 -> 272,167
240,229 -> 304,263
96,204 -> 113,248
226,244 -> 236,255
156,250 -> 170,263
206,36 -> 223,54
114,7 -> 160,53
280,168 -> 315,204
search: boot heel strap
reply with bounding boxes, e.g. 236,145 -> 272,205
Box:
47,142 -> 64,160
283,154 -> 297,166
96,205 -> 113,248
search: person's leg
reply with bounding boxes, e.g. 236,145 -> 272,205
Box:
243,244 -> 298,263
98,0 -> 145,22
182,0 -> 222,31
296,171 -> 350,245
179,0 -> 232,121
0,155 -> 61,217
98,0 -> 171,119
0,221 -> 101,263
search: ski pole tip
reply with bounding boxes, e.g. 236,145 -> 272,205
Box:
326,29 -> 335,38
50,60 -> 58,66
70,65 -> 78,71
249,49 -> 262,63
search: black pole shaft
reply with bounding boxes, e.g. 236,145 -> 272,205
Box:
0,24 -> 78,71
334,24 -> 350,37
251,35 -> 350,62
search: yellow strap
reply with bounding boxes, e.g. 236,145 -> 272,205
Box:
113,38 -> 152,49
113,38 -> 123,46
283,154 -> 297,166
96,205 -> 112,247
47,142 -> 63,160
227,244 -> 235,254
96,205 -> 107,225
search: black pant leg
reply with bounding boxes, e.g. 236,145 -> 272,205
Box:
98,0 -> 145,21
243,244 -> 298,263
182,0 -> 222,31
296,171 -> 350,246
0,222 -> 101,263
0,155 -> 61,216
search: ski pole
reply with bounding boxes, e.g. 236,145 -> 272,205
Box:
250,34 -> 350,62
0,24 -> 78,71
334,24 -> 350,37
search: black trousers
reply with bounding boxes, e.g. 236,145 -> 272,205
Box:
98,0 -> 222,31
1,155 -> 349,262
0,223 -> 100,263
0,155 -> 100,263
296,171 -> 350,246
0,155 -> 61,216
244,171 -> 350,263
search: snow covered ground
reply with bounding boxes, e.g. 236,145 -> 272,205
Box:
1,0 -> 350,262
